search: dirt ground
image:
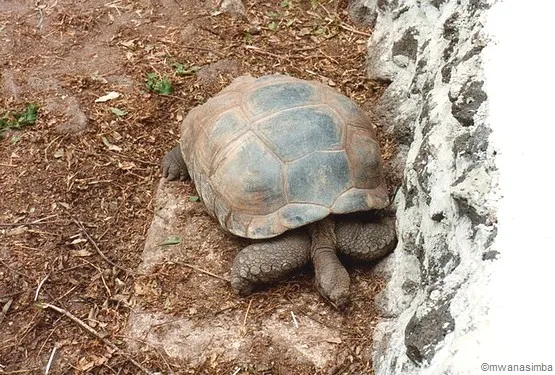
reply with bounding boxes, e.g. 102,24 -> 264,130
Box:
0,0 -> 395,373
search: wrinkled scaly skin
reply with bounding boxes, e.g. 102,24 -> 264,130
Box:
162,147 -> 397,309
336,214 -> 397,262
230,231 -> 311,296
309,217 -> 350,309
230,214 -> 396,309
161,146 -> 189,181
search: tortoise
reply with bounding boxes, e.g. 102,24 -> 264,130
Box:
162,74 -> 396,308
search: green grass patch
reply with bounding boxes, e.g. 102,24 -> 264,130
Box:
0,104 -> 38,138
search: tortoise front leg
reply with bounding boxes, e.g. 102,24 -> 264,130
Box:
310,217 -> 350,309
161,145 -> 189,181
230,230 -> 311,296
335,215 -> 397,261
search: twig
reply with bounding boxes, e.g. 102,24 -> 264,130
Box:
0,368 -> 39,373
102,362 -> 120,375
43,135 -> 63,164
0,299 -> 13,325
338,23 -> 371,37
244,45 -> 288,60
317,2 -> 334,18
100,273 -> 112,297
197,25 -> 221,37
105,2 -> 123,16
182,44 -> 224,57
171,0 -> 183,10
0,258 -> 32,280
35,273 -> 50,301
36,319 -> 61,362
51,285 -> 79,303
242,298 -> 252,328
0,290 -> 24,300
0,214 -> 59,228
39,303 -> 150,374
318,48 -> 340,65
28,228 -> 60,237
317,2 -> 372,37
212,302 -> 239,316
291,46 -> 318,52
68,215 -> 135,275
291,311 -> 299,329
36,6 -> 44,29
155,93 -> 188,102
178,262 -> 229,282
13,311 -> 42,346
44,345 -> 57,374
107,152 -> 159,167
113,188 -> 128,225
285,296 -> 346,332
118,335 -> 176,373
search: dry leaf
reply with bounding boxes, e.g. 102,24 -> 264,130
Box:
70,249 -> 93,257
102,136 -> 122,152
95,92 -> 121,103
325,337 -> 343,344
118,161 -> 136,170
70,237 -> 87,245
54,148 -> 64,158
6,226 -> 28,236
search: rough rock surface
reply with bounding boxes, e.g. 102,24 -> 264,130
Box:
219,0 -> 246,17
358,0 -> 498,373
348,0 -> 378,27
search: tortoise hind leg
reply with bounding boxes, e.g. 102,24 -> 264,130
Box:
335,215 -> 397,261
162,145 -> 189,181
230,230 -> 311,296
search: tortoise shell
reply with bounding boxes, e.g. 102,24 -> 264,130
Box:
180,74 -> 389,239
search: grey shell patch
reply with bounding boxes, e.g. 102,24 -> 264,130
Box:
286,151 -> 351,207
247,81 -> 316,118
331,188 -> 372,213
207,111 -> 250,171
256,106 -> 343,161
212,133 -> 286,214
278,203 -> 330,229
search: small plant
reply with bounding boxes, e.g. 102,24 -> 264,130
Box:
109,107 -> 127,117
0,104 -> 38,138
145,73 -> 173,95
267,11 -> 280,31
173,63 -> 201,76
267,11 -> 279,19
160,235 -> 181,246
280,0 -> 291,9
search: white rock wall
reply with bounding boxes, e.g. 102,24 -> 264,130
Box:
352,0 -> 502,373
